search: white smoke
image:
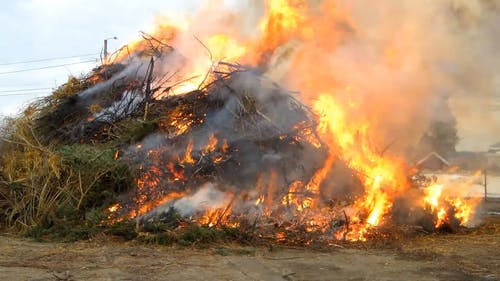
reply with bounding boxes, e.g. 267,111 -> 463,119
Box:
173,183 -> 230,216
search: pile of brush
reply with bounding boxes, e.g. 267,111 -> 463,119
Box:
0,36 -> 335,236
0,36 -> 470,245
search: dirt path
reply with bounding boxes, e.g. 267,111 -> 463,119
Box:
2,202 -> 499,281
1,224 -> 498,281
0,235 -> 441,281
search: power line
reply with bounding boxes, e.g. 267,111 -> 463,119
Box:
0,91 -> 51,97
0,59 -> 97,75
0,87 -> 53,93
0,53 -> 100,66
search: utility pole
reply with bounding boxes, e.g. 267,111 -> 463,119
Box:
103,37 -> 118,62
104,39 -> 108,61
484,169 -> 488,202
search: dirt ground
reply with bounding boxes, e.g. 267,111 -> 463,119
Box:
1,202 -> 499,281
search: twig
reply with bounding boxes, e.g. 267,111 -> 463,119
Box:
193,35 -> 215,90
193,35 -> 213,62
379,139 -> 397,157
215,194 -> 237,226
143,57 -> 155,120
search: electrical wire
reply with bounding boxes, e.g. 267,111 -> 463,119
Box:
0,92 -> 51,97
0,87 -> 53,93
0,53 -> 100,66
0,59 -> 97,75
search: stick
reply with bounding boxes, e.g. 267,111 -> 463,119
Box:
143,57 -> 155,120
379,139 -> 397,157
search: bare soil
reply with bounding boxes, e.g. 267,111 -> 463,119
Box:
1,202 -> 499,281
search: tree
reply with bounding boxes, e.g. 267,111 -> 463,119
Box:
419,120 -> 459,157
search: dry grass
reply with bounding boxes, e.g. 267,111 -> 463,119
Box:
0,112 -> 71,227
0,90 -> 131,230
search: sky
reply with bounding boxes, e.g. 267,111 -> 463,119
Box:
0,0 -> 499,151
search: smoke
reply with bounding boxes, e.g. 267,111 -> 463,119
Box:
137,183 -> 230,223
79,60 -> 148,100
93,90 -> 144,122
226,0 -> 499,152
333,0 -> 500,151
279,0 -> 496,153
173,183 -> 230,216
129,0 -> 500,151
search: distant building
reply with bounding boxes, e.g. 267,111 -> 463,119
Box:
416,151 -> 450,171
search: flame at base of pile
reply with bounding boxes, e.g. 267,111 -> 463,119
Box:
109,176 -> 482,244
102,65 -> 482,243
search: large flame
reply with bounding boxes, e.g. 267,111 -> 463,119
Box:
107,0 -> 482,242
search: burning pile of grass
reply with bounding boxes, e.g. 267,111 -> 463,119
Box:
0,51 -> 475,244
0,0 -> 487,244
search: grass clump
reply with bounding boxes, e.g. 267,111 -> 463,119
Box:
0,106 -> 133,237
137,225 -> 227,246
136,223 -> 250,247
51,76 -> 92,103
0,74 -> 142,240
23,212 -> 138,242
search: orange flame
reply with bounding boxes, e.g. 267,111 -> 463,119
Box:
203,133 -> 218,154
423,181 -> 480,228
110,0 -> 482,243
182,139 -> 196,164
313,94 -> 407,240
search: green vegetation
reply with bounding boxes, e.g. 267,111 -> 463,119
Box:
137,224 -> 249,247
0,75 -> 134,241
0,114 -> 134,232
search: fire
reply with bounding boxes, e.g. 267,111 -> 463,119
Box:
303,154 -> 336,207
313,94 -> 407,240
423,182 -> 480,228
221,139 -> 229,153
113,150 -> 120,160
107,19 -> 182,64
168,113 -> 195,135
451,198 -> 473,226
167,162 -> 184,181
259,0 -> 308,54
199,208 -> 231,227
108,203 -> 120,213
203,133 -> 218,154
424,184 -> 444,209
128,190 -> 186,219
182,139 -> 196,164
106,0 -> 482,243
276,231 -> 286,241
281,180 -> 310,211
255,194 -> 266,205
206,34 -> 247,61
